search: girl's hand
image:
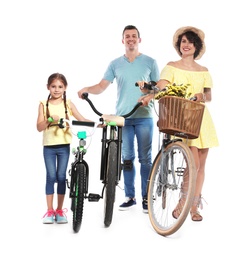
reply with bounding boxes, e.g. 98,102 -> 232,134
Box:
51,115 -> 60,121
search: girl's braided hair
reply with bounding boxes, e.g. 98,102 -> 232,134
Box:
46,73 -> 69,121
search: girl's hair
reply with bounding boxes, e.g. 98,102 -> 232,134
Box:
176,31 -> 203,59
46,73 -> 69,121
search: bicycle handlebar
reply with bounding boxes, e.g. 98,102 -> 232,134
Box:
122,102 -> 143,118
135,81 -> 157,90
81,92 -> 143,119
50,118 -> 96,129
135,82 -> 198,101
82,93 -> 103,117
135,81 -> 161,92
72,120 -> 95,127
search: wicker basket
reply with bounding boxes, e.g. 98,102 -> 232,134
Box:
158,96 -> 205,139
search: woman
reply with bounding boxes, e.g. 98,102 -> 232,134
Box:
160,26 -> 219,221
138,26 -> 219,221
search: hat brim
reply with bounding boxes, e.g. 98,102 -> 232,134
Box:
173,26 -> 206,60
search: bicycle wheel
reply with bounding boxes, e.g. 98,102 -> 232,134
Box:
147,141 -> 196,236
103,141 -> 118,227
71,163 -> 86,233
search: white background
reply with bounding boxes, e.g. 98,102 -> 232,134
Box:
1,0 -> 247,259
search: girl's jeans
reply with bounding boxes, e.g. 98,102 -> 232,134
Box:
43,144 -> 70,195
122,118 -> 153,199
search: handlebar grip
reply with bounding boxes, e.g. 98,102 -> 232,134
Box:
81,92 -> 88,99
72,120 -> 95,127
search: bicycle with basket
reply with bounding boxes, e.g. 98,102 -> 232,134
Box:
144,82 -> 205,236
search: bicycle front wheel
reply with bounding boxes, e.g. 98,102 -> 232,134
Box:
103,141 -> 118,227
71,163 -> 86,233
147,141 -> 196,236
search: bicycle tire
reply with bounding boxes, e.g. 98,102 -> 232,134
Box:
103,141 -> 118,227
147,141 -> 196,236
71,163 -> 86,233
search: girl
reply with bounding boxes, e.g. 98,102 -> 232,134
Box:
37,73 -> 92,224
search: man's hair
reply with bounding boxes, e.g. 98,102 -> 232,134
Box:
122,25 -> 140,38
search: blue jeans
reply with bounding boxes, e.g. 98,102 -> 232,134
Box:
122,118 -> 153,199
43,144 -> 70,195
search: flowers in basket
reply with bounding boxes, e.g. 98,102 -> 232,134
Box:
154,83 -> 192,100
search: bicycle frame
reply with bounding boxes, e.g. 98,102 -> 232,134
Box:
82,92 -> 142,190
82,93 -> 142,227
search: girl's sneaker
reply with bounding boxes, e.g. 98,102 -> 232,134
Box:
55,208 -> 68,224
42,210 -> 55,224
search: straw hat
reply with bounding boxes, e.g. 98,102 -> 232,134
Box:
173,26 -> 206,60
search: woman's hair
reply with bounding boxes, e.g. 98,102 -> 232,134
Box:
122,25 -> 140,38
175,31 -> 203,59
46,73 -> 69,121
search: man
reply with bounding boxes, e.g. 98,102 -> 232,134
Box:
77,25 -> 159,213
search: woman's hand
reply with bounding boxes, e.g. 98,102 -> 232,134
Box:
136,81 -> 150,94
194,93 -> 206,102
194,88 -> 211,102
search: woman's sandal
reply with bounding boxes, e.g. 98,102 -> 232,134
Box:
172,191 -> 187,219
172,204 -> 182,219
190,211 -> 203,221
190,195 -> 206,222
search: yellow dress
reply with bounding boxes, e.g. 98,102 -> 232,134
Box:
160,65 -> 219,149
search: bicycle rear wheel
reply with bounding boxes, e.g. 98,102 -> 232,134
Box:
103,141 -> 118,227
147,141 -> 196,236
71,163 -> 86,233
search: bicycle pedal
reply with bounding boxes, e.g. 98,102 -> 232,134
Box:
88,193 -> 101,202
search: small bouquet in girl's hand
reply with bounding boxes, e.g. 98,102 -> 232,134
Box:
155,83 -> 192,100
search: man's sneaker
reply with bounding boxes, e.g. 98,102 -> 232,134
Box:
142,198 -> 148,214
55,208 -> 68,224
119,197 -> 136,211
42,210 -> 55,224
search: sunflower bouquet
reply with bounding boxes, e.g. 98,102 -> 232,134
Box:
154,83 -> 192,100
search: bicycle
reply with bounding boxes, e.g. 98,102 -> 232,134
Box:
53,93 -> 142,232
141,81 -> 205,236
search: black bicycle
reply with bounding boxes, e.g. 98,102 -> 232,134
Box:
62,93 -> 142,232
